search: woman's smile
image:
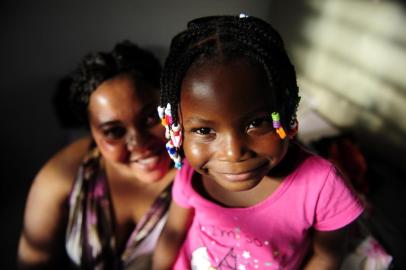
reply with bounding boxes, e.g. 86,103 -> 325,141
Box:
129,148 -> 166,171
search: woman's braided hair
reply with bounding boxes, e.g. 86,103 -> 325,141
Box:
70,40 -> 162,123
160,15 -> 300,128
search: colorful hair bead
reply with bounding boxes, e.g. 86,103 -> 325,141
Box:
164,104 -> 173,125
166,140 -> 176,155
165,126 -> 170,140
165,115 -> 173,126
173,155 -> 182,170
271,112 -> 281,127
157,106 -> 165,119
170,123 -> 183,148
271,112 -> 287,139
276,127 -> 287,139
158,103 -> 183,169
165,140 -> 182,169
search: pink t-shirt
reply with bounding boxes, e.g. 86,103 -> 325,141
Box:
172,154 -> 364,270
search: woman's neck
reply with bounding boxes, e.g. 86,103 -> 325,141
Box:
102,158 -> 175,189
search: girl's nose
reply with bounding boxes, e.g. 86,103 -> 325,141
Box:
218,132 -> 249,162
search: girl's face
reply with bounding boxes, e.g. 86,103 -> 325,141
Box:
180,59 -> 296,192
88,74 -> 170,183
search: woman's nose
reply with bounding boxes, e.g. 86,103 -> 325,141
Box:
125,130 -> 147,151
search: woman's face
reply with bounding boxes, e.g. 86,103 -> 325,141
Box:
88,73 -> 170,183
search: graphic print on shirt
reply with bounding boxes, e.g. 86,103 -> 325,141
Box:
193,222 -> 286,269
191,247 -> 216,270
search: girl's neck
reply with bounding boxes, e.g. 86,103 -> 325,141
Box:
200,176 -> 283,208
194,142 -> 307,208
268,142 -> 307,178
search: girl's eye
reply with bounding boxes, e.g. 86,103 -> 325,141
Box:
192,127 -> 213,135
102,126 -> 126,140
247,117 -> 273,132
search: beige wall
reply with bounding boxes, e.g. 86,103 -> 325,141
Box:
285,1 -> 406,170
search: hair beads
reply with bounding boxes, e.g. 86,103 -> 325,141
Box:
271,112 -> 287,139
158,104 -> 183,169
159,15 -> 300,145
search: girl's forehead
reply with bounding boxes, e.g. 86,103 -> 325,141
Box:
180,59 -> 274,116
183,58 -> 269,90
187,56 -> 265,76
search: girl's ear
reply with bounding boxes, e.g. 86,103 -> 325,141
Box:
177,113 -> 184,128
177,105 -> 183,125
287,119 -> 298,139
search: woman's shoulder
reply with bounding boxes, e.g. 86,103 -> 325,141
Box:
19,137 -> 93,260
32,136 -> 92,196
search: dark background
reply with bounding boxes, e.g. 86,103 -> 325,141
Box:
1,0 -> 405,269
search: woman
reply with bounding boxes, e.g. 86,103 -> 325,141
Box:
17,41 -> 175,269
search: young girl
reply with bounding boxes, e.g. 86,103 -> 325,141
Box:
153,15 -> 363,270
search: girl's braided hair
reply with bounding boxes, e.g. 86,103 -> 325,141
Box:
160,15 -> 300,128
70,40 -> 162,123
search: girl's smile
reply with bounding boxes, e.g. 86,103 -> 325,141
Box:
180,58 -> 296,193
210,160 -> 270,183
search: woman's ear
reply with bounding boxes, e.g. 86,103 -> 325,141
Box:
287,119 -> 298,139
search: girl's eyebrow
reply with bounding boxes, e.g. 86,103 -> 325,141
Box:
183,116 -> 215,125
183,108 -> 272,125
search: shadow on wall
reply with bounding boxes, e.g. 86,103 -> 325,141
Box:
290,0 -> 406,173
270,1 -> 406,269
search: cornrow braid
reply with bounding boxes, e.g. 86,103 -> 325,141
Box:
161,14 -> 300,130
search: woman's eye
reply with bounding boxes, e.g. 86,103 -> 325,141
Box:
102,126 -> 126,139
144,112 -> 160,127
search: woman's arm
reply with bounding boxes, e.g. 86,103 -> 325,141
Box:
303,224 -> 352,270
17,138 -> 89,269
17,172 -> 70,269
153,200 -> 194,270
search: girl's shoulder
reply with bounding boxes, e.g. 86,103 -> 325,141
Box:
301,152 -> 334,171
175,159 -> 196,184
288,147 -> 339,186
172,160 -> 197,207
294,145 -> 334,171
